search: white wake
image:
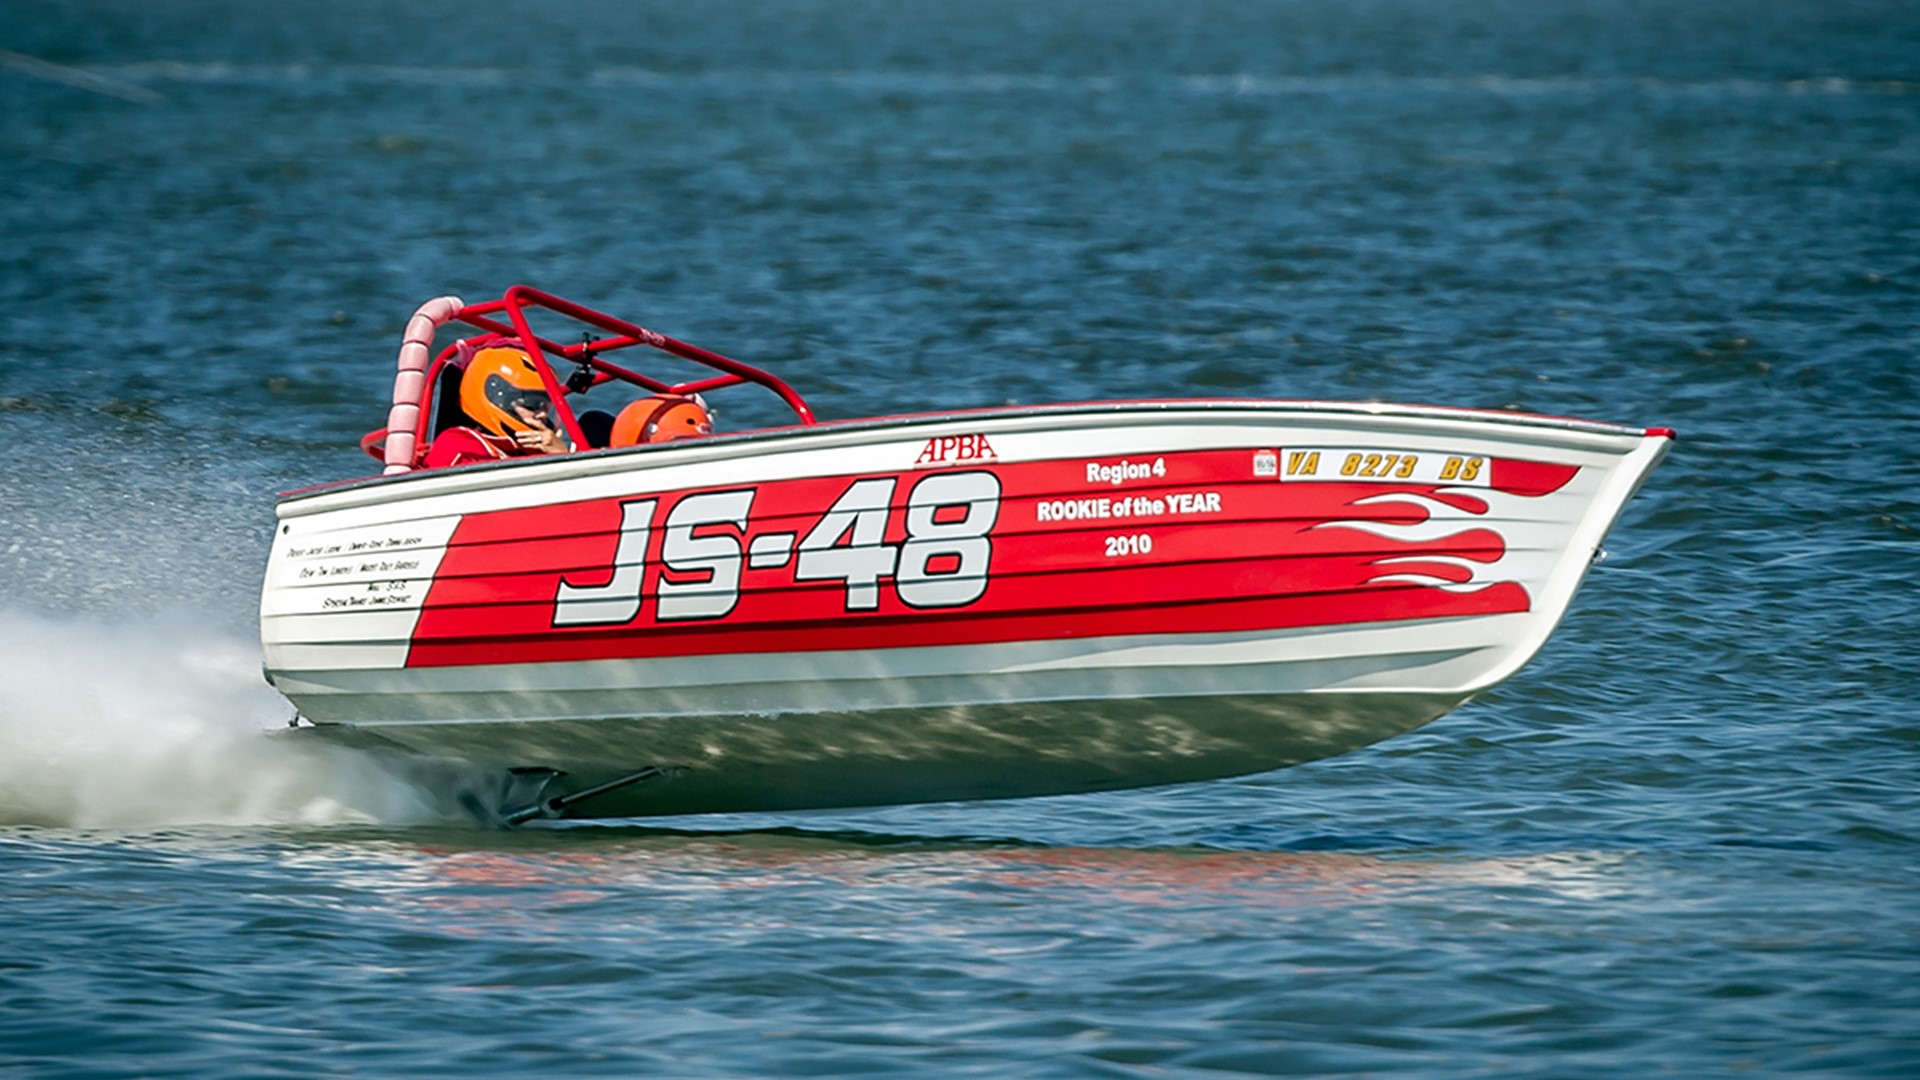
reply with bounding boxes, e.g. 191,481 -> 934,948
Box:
0,609 -> 445,829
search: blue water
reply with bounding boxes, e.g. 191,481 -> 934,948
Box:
3,1 -> 1918,1074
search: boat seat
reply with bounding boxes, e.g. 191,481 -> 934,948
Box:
577,410 -> 615,449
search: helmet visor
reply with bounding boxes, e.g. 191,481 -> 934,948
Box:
482,375 -> 552,423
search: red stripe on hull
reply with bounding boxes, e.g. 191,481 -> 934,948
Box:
406,447 -> 1554,668
405,581 -> 1531,667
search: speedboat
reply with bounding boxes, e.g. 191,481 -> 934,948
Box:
259,286 -> 1672,822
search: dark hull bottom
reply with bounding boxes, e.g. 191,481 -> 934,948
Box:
296,691 -> 1469,821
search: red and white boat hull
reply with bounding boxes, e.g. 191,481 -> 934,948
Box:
261,402 -> 1670,817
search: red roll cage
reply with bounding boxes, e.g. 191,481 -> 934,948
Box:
364,285 -> 815,474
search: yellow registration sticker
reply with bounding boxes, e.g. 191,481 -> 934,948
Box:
1278,449 -> 1489,486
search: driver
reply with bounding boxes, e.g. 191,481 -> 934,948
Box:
423,342 -> 571,468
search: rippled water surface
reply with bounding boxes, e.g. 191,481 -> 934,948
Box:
2,1 -> 1917,1075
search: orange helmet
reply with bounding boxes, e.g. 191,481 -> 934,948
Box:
611,395 -> 713,447
459,343 -> 554,437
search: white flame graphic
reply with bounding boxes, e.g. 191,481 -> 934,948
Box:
1310,490 -> 1528,594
